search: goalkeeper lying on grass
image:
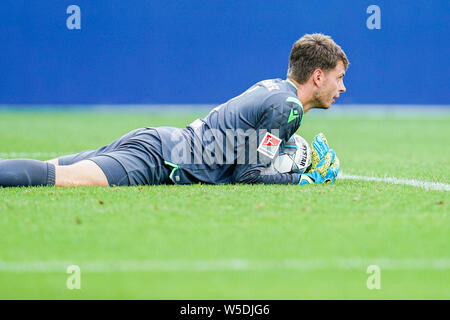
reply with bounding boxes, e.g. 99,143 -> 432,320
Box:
0,33 -> 347,188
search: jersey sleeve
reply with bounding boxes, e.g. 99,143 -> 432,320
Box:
232,164 -> 301,184
232,94 -> 304,185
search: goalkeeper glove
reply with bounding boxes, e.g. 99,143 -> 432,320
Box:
297,133 -> 340,185
309,133 -> 334,176
310,133 -> 330,166
299,149 -> 339,184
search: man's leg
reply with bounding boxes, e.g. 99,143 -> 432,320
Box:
46,149 -> 102,167
0,159 -> 56,187
47,128 -> 146,167
55,160 -> 109,187
0,158 -> 109,187
46,158 -> 59,166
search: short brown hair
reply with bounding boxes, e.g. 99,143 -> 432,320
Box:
287,33 -> 349,84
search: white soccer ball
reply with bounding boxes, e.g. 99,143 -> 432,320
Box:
272,134 -> 311,174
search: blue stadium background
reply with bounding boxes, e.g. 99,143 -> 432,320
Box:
0,0 -> 448,105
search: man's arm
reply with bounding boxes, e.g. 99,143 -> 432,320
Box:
231,96 -> 303,185
232,164 -> 300,184
233,152 -> 340,185
233,133 -> 339,185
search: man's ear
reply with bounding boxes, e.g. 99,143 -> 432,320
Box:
312,69 -> 324,87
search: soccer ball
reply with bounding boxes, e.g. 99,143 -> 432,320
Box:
272,134 -> 311,174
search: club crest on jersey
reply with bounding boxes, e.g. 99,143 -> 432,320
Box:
257,132 -> 281,159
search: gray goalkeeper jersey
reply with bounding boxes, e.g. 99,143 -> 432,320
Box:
154,78 -> 304,185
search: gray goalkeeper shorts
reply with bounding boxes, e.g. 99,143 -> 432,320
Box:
58,128 -> 171,186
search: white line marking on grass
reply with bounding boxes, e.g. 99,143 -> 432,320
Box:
0,152 -> 68,158
339,173 -> 450,191
1,258 -> 450,273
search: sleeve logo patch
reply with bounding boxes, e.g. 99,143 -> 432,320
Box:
288,108 -> 300,123
257,132 -> 281,159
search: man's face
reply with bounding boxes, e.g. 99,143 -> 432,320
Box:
313,60 -> 347,109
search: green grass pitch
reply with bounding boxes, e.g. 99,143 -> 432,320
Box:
0,109 -> 449,299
